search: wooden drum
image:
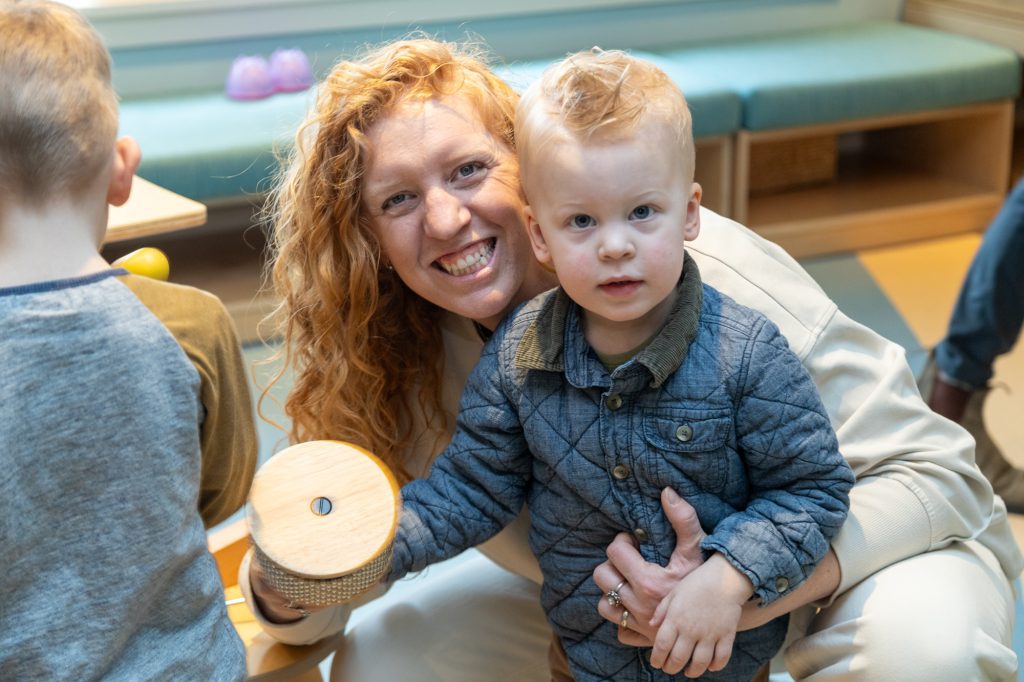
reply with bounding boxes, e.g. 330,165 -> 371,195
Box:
246,440 -> 400,608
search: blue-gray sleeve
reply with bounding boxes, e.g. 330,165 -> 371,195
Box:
701,318 -> 855,605
389,340 -> 530,581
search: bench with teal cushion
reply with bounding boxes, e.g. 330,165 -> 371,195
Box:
119,89 -> 315,202
116,22 -> 1021,258
658,21 -> 1020,131
653,21 -> 1021,256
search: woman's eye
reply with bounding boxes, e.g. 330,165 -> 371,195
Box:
571,215 -> 596,229
456,162 -> 482,179
630,205 -> 653,220
382,192 -> 411,211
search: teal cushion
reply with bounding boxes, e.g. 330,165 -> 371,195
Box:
495,51 -> 742,138
660,22 -> 1021,130
119,90 -> 314,201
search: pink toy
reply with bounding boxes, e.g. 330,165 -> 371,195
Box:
225,55 -> 274,100
269,48 -> 313,93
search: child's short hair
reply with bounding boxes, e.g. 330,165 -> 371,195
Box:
515,49 -> 695,190
0,0 -> 118,205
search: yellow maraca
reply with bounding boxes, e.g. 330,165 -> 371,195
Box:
112,247 -> 170,281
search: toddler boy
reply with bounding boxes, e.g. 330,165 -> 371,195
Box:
388,50 -> 853,681
0,1 -> 255,678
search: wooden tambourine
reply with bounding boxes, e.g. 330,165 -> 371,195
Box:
246,440 -> 400,608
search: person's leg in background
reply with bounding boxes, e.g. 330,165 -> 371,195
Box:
925,176 -> 1024,511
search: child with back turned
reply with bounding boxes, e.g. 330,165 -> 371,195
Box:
387,50 -> 854,681
0,1 -> 255,678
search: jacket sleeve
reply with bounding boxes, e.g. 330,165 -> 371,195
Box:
701,318 -> 854,605
186,295 -> 259,528
689,208 -> 1020,596
118,274 -> 258,528
389,338 -> 531,581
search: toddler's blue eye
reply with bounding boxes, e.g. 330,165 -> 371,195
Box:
457,163 -> 480,177
572,215 -> 595,229
630,205 -> 652,220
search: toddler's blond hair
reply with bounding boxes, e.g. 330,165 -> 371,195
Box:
515,49 -> 694,192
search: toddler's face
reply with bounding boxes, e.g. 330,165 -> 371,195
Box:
524,121 -> 700,351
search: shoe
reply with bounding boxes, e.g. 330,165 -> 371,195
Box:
269,48 -> 313,93
226,55 -> 274,100
960,387 -> 1024,513
920,353 -> 1024,513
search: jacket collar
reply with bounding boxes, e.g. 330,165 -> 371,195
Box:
515,251 -> 703,388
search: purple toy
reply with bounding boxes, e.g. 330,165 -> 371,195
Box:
225,55 -> 274,100
269,48 -> 313,93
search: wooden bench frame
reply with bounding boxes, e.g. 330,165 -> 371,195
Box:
731,100 -> 1014,258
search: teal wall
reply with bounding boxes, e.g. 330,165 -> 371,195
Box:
105,0 -> 900,99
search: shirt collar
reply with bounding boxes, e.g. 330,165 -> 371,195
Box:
515,251 -> 703,387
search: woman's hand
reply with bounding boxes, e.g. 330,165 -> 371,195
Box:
593,488 -> 707,646
248,558 -> 327,624
593,487 -> 844,645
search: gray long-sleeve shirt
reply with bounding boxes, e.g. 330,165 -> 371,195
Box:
0,270 -> 244,681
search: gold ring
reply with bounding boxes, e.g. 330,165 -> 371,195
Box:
605,579 -> 626,607
619,608 -> 630,630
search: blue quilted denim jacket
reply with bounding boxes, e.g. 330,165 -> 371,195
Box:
391,256 -> 853,681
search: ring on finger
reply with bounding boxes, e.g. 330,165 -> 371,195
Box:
606,579 -> 627,607
619,608 -> 630,630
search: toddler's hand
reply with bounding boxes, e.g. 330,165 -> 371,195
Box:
648,553 -> 753,677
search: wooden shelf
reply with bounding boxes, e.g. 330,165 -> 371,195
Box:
694,135 -> 733,217
734,101 -> 1014,257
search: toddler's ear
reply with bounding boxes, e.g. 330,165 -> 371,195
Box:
525,206 -> 555,271
684,182 -> 702,241
107,136 -> 141,207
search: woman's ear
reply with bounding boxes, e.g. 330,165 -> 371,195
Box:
107,136 -> 141,207
683,182 -> 702,241
525,206 -> 555,271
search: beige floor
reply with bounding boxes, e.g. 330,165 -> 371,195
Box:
859,232 -> 1024,545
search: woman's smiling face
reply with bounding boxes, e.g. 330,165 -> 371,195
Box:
362,95 -> 552,329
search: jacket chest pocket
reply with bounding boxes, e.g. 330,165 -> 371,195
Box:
642,410 -> 732,493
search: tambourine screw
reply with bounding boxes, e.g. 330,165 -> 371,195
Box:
311,497 -> 333,516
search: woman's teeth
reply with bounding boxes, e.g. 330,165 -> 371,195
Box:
438,240 -> 494,276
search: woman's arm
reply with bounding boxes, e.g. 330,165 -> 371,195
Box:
689,208 -> 1016,592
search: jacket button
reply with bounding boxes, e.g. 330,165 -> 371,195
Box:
607,394 -> 623,410
612,464 -> 631,480
675,424 -> 693,442
633,528 -> 649,543
775,576 -> 790,593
